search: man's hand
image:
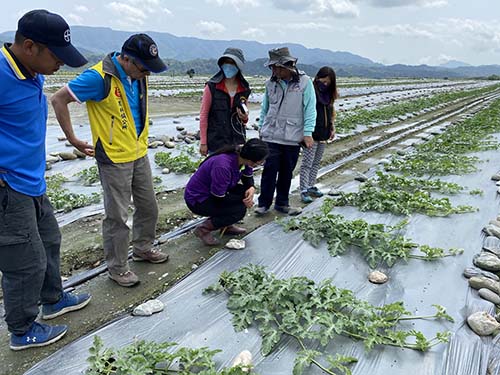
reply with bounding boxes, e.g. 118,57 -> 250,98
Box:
199,144 -> 208,156
303,135 -> 314,148
70,137 -> 94,157
242,186 -> 256,208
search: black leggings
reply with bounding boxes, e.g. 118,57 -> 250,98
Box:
187,184 -> 247,228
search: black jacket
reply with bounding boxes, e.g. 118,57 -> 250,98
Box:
206,71 -> 251,152
312,100 -> 334,142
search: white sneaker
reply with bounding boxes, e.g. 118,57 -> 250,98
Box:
254,206 -> 270,216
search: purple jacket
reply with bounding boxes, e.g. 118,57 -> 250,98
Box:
184,153 -> 252,206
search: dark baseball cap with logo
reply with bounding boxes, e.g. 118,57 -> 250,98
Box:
121,34 -> 167,73
17,9 -> 87,68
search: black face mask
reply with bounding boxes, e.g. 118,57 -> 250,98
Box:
317,81 -> 329,92
316,81 -> 331,105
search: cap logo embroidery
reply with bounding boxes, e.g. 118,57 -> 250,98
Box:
114,87 -> 122,98
149,44 -> 158,57
63,29 -> 71,43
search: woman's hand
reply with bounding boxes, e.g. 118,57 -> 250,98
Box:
329,127 -> 336,141
243,186 -> 256,208
199,144 -> 208,156
236,107 -> 249,123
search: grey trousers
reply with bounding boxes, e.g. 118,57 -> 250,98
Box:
97,155 -> 158,275
0,185 -> 62,335
299,142 -> 326,192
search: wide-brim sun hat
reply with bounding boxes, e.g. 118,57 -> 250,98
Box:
217,47 -> 245,72
264,47 -> 298,70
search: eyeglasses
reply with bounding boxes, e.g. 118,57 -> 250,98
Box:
132,59 -> 150,74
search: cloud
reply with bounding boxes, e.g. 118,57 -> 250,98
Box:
368,0 -> 447,8
198,20 -> 226,35
352,18 -> 500,58
270,0 -> 360,18
241,27 -> 266,38
272,22 -> 334,31
206,0 -> 260,11
75,5 -> 89,12
105,0 -> 172,28
106,2 -> 147,26
352,23 -> 434,38
67,13 -> 84,24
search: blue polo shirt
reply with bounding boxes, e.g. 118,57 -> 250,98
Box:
184,153 -> 253,206
68,52 -> 143,136
0,44 -> 47,196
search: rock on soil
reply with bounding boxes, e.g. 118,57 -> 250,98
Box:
469,276 -> 500,294
467,311 -> 500,336
132,299 -> 164,316
483,236 -> 500,257
231,350 -> 252,371
58,152 -> 78,161
473,252 -> 500,271
226,239 -> 246,250
478,288 -> 500,305
368,270 -> 388,284
463,266 -> 500,281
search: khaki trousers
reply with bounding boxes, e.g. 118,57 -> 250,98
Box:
97,155 -> 158,275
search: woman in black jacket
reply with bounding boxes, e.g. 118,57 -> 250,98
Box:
299,66 -> 339,203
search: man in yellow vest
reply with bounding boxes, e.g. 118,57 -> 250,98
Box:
51,34 -> 169,287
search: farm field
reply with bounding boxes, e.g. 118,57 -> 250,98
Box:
2,77 -> 500,374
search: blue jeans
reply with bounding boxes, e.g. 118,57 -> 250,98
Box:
258,142 -> 300,209
0,184 -> 62,335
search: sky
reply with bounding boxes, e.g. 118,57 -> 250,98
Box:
1,0 -> 499,66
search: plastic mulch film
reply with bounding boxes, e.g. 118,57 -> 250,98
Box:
27,145 -> 500,374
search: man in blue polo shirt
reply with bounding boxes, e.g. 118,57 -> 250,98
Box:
0,10 -> 91,350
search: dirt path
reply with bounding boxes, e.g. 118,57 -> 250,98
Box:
0,91 -> 496,375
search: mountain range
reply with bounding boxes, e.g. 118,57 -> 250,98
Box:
1,26 -> 499,79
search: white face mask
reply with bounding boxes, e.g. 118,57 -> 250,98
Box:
221,63 -> 239,78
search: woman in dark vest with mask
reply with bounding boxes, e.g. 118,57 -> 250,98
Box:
185,138 -> 269,246
199,47 -> 251,156
299,66 -> 339,203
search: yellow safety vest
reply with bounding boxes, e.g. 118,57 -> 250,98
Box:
86,57 -> 149,163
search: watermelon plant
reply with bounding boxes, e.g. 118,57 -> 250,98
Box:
387,97 -> 500,176
332,179 -> 475,217
86,336 -> 252,375
336,84 -> 500,132
75,165 -> 100,186
281,201 -> 463,268
46,174 -> 100,212
154,150 -> 202,174
205,265 -> 453,375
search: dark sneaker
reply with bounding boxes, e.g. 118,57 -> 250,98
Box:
301,192 -> 313,203
132,249 -> 169,264
274,205 -> 302,216
42,291 -> 92,320
10,322 -> 67,351
307,186 -> 324,197
108,270 -> 140,287
254,206 -> 270,216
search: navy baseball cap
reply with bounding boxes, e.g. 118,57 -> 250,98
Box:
121,34 -> 167,73
18,9 -> 87,68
